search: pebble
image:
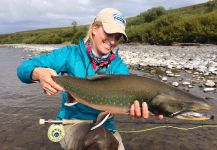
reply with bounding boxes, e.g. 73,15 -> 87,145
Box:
166,70 -> 173,74
188,85 -> 193,88
174,74 -> 181,77
193,72 -> 200,75
205,80 -> 215,87
182,81 -> 191,85
203,88 -> 216,92
204,72 -> 210,76
167,73 -> 175,77
161,76 -> 167,81
172,82 -> 179,87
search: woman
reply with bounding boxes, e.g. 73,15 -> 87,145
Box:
17,8 -> 163,150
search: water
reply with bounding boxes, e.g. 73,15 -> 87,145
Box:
0,47 -> 62,149
0,47 -> 217,150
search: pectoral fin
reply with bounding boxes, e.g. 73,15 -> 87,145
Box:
91,112 -> 111,130
64,93 -> 79,106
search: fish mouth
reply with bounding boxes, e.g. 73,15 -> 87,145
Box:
171,110 -> 214,121
171,102 -> 213,120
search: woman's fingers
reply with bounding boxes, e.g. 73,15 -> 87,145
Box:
48,68 -> 58,76
45,69 -> 64,91
134,100 -> 141,117
130,103 -> 135,116
130,101 -> 162,120
130,100 -> 149,118
49,79 -> 64,91
142,102 -> 149,118
41,77 -> 63,95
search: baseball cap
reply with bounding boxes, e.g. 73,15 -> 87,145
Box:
94,8 -> 128,42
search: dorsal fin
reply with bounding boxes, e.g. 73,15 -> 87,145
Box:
87,75 -> 111,81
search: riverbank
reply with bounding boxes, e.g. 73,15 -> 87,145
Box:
1,44 -> 217,74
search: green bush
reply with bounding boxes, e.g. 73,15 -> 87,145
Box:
71,31 -> 87,44
140,7 -> 166,23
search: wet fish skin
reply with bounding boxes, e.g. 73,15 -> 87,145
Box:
52,75 -> 211,118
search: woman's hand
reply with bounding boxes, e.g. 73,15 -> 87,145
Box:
130,100 -> 163,120
32,67 -> 64,95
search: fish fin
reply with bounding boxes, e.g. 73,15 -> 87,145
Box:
65,94 -> 79,106
91,112 -> 110,130
87,75 -> 111,81
64,102 -> 78,106
150,93 -> 175,115
67,92 -> 79,102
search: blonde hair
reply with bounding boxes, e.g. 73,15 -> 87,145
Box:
84,21 -> 102,43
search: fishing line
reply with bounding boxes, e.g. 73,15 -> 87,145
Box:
117,124 -> 217,133
114,119 -> 217,133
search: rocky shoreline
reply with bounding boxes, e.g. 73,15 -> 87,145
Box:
1,44 -> 217,73
1,43 -> 217,92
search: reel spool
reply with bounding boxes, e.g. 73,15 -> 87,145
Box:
47,124 -> 65,142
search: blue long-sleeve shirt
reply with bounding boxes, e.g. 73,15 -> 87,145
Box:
17,39 -> 129,132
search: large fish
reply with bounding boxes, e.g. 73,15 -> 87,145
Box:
52,75 -> 212,120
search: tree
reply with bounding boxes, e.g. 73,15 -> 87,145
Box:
71,20 -> 78,33
207,0 -> 217,11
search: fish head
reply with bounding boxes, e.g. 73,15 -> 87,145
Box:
151,92 -> 212,120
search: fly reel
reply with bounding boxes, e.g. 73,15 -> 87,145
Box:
40,118 -> 92,142
47,124 -> 65,142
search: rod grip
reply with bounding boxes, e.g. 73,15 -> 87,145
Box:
62,119 -> 92,125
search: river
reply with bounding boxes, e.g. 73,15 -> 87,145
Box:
0,46 -> 217,150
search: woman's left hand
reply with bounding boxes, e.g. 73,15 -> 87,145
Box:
130,100 -> 163,120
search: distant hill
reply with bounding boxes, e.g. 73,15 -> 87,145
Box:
0,1 -> 216,45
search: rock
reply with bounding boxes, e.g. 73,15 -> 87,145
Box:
174,74 -> 181,77
161,76 -> 167,81
204,72 -> 210,76
166,70 -> 173,74
205,80 -> 215,87
182,81 -> 191,85
179,78 -> 184,81
185,70 -> 192,74
167,73 -> 175,77
188,85 -> 193,88
193,72 -> 199,75
203,88 -> 216,92
176,65 -> 183,69
172,82 -> 179,87
167,65 -> 174,69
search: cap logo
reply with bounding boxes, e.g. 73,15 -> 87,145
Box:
112,13 -> 126,27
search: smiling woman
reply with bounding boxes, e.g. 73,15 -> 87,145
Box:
84,8 -> 127,57
91,23 -> 122,56
17,7 -> 162,150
